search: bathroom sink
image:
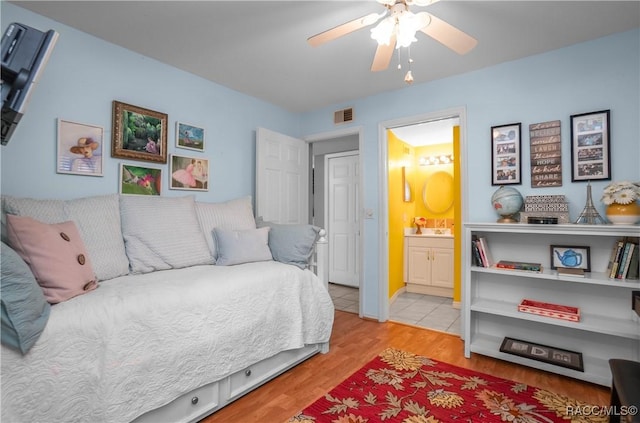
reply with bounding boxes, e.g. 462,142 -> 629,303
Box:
409,228 -> 451,236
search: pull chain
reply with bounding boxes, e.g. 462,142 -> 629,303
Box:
404,45 -> 414,84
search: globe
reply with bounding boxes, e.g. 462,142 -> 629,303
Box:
491,186 -> 523,223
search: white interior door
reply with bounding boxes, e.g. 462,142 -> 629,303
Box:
325,152 -> 359,287
256,127 -> 308,224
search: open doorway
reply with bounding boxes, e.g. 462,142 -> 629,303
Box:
307,128 -> 364,316
377,107 -> 467,330
386,118 -> 460,335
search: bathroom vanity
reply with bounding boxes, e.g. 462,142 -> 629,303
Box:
403,230 -> 454,297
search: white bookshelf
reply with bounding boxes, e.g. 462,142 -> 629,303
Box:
463,223 -> 640,386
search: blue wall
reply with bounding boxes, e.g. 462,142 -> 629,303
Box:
2,3 -> 639,319
0,3 -> 299,202
300,28 -> 640,318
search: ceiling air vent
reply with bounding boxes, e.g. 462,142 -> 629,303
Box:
334,107 -> 354,125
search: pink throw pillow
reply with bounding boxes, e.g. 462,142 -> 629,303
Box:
6,215 -> 98,304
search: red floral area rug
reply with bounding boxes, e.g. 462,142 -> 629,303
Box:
288,348 -> 607,423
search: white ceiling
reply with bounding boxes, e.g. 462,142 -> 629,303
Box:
7,1 -> 640,113
392,117 -> 459,146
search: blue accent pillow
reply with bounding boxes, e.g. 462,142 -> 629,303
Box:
213,227 -> 273,266
1,242 -> 50,354
256,219 -> 320,269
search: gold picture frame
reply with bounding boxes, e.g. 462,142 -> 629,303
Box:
111,100 -> 168,163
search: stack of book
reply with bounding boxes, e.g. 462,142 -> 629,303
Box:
606,237 -> 639,280
495,260 -> 543,273
471,235 -> 493,267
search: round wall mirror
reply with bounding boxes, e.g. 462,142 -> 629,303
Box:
423,171 -> 454,214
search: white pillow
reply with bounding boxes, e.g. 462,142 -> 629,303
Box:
213,227 -> 272,266
120,195 -> 213,273
195,196 -> 256,260
63,195 -> 130,280
2,194 -> 129,281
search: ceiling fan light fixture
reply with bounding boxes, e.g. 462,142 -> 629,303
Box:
308,0 -> 476,78
371,7 -> 431,49
396,13 -> 419,48
370,16 -> 395,45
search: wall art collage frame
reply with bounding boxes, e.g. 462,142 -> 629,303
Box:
491,109 -> 611,188
56,100 -> 209,196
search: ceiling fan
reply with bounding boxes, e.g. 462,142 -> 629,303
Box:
307,0 -> 477,75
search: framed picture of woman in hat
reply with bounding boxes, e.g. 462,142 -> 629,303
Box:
57,119 -> 104,176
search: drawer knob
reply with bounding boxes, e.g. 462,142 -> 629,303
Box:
191,396 -> 199,405
245,369 -> 252,377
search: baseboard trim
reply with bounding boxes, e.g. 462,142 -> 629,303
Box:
389,286 -> 406,305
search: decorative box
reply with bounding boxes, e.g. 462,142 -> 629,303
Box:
517,299 -> 580,322
520,195 -> 570,224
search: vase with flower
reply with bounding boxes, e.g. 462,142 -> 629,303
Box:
600,181 -> 640,225
414,216 -> 427,234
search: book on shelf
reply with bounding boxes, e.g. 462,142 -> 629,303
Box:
495,260 -> 543,272
476,240 -> 488,267
471,235 -> 489,267
617,242 -> 634,279
606,240 -> 620,277
607,237 -> 639,279
609,239 -> 627,278
557,267 -> 585,277
626,247 -> 639,280
471,238 -> 483,267
478,237 -> 494,267
616,242 -> 633,279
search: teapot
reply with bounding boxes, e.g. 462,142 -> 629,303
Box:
555,249 -> 582,268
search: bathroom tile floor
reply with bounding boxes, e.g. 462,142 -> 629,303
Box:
328,283 -> 461,335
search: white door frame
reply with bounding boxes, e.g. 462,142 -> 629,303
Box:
324,150 -> 360,287
305,126 -> 364,317
377,107 -> 468,322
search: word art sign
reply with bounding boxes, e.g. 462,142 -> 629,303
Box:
530,120 -> 562,188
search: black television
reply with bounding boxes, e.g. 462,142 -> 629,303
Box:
1,22 -> 59,145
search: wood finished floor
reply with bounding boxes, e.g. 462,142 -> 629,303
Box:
200,310 -> 609,423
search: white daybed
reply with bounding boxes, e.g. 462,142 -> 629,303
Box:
1,194 -> 334,423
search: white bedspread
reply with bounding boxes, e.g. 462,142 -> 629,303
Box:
1,261 -> 334,423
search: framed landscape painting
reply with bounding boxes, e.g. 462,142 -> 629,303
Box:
112,101 -> 168,164
176,122 -> 205,151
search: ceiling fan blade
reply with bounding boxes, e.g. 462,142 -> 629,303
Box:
308,13 -> 382,47
419,14 -> 477,55
371,35 -> 396,72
